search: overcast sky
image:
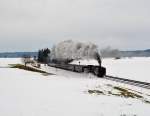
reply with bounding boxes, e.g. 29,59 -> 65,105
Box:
0,0 -> 150,52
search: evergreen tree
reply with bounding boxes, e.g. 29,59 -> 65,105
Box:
38,48 -> 51,63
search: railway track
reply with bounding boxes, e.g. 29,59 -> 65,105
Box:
105,75 -> 150,89
48,63 -> 150,89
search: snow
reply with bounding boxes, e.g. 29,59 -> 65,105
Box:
0,58 -> 22,67
70,59 -> 99,66
0,58 -> 150,116
103,57 -> 150,83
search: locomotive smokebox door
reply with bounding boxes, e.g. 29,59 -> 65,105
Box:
98,67 -> 106,77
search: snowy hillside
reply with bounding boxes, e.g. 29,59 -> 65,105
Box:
0,58 -> 150,116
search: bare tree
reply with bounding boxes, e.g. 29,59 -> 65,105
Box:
50,40 -> 99,61
21,55 -> 32,66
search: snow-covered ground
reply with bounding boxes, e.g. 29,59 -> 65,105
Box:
0,58 -> 22,67
0,58 -> 150,116
103,57 -> 150,83
71,57 -> 150,83
70,59 -> 99,66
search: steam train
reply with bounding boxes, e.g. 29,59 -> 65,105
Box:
48,63 -> 106,77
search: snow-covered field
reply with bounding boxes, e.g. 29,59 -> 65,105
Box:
0,58 -> 150,116
0,58 -> 22,67
103,57 -> 150,83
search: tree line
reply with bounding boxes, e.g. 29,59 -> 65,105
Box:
38,48 -> 51,63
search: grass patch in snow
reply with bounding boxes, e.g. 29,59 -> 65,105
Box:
144,100 -> 150,104
88,85 -> 150,104
113,86 -> 143,98
88,90 -> 104,95
10,64 -> 52,75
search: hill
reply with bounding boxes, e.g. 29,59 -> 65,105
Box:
0,52 -> 38,58
120,49 -> 150,57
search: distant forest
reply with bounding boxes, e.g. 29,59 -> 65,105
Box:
0,52 -> 38,58
1,49 -> 150,58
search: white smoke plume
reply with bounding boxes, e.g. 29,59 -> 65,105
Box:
50,40 -> 99,60
100,46 -> 121,58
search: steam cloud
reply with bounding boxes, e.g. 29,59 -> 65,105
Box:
50,40 -> 99,60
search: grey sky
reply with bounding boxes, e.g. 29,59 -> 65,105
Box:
0,0 -> 150,52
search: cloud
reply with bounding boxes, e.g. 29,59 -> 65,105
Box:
0,0 -> 150,51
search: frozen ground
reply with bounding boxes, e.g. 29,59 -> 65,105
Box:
0,58 -> 150,116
